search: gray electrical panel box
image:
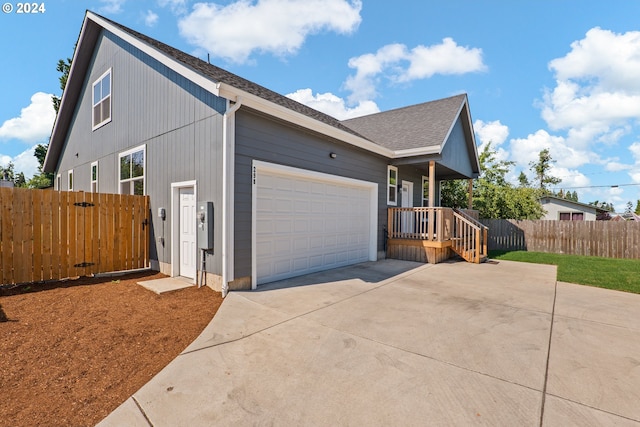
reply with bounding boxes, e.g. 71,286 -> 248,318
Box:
197,201 -> 214,250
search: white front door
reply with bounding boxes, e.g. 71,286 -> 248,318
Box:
401,181 -> 414,233
179,187 -> 196,279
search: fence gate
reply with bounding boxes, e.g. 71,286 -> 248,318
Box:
0,188 -> 150,286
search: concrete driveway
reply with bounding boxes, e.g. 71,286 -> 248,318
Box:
98,259 -> 640,426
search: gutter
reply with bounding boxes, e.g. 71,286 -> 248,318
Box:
221,96 -> 242,297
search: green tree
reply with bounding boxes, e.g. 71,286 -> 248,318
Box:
529,148 -> 561,193
635,200 -> 640,215
469,143 -> 545,219
440,179 -> 469,208
27,143 -> 54,188
52,57 -> 72,114
625,201 -> 633,214
517,171 -> 530,187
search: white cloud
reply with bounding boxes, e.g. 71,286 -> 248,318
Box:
474,119 -> 510,161
286,88 -> 379,120
158,0 -> 188,15
0,92 -> 56,143
178,0 -> 362,64
344,39 -> 486,104
605,161 -> 632,172
99,0 -> 126,14
401,38 -> 487,81
542,28 -> 640,138
0,145 -> 40,180
474,119 -> 509,147
143,10 -> 159,27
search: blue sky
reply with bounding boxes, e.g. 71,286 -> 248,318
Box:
1,0 -> 640,210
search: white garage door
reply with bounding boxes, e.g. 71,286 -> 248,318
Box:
254,162 -> 377,285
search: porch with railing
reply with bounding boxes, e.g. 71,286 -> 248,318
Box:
387,207 -> 488,264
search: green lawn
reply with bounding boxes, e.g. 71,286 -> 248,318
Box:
489,250 -> 640,294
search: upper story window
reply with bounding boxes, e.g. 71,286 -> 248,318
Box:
387,165 -> 398,206
92,69 -> 112,130
119,145 -> 145,195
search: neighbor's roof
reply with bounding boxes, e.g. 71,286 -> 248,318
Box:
45,11 -> 478,174
540,195 -> 608,213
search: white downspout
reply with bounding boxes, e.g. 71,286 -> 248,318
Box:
222,97 -> 242,297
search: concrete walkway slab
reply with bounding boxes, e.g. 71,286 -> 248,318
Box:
138,276 -> 193,294
98,259 -> 640,426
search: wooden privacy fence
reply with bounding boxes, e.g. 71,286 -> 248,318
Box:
0,188 -> 150,286
481,219 -> 640,259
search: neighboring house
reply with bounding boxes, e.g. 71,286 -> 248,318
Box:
539,195 -> 606,221
44,11 -> 480,293
612,212 -> 640,221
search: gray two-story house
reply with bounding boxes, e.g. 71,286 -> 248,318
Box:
44,11 -> 481,295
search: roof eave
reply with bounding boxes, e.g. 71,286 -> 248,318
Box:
217,83 -> 394,158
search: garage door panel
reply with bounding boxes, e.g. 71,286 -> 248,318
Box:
255,166 -> 374,285
275,220 -> 291,234
273,259 -> 292,275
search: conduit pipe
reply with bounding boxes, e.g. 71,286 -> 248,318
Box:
221,97 -> 242,297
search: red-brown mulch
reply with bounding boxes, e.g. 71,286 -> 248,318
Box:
0,271 -> 223,427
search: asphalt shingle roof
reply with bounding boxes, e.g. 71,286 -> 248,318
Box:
340,94 -> 466,151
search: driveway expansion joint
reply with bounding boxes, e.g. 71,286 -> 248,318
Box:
539,280 -> 558,427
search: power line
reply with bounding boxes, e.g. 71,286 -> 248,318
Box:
550,183 -> 640,190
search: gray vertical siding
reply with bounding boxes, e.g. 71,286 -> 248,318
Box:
55,29 -> 226,273
439,117 -> 474,178
233,110 -> 391,279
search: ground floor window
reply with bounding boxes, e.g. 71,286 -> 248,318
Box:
91,161 -> 98,193
68,170 -> 73,191
119,145 -> 145,195
387,165 -> 398,205
559,212 -> 584,221
422,175 -> 429,207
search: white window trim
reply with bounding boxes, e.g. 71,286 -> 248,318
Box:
92,68 -> 112,131
67,170 -> 73,191
421,175 -> 429,207
387,165 -> 398,206
56,174 -> 61,191
118,144 -> 146,195
90,161 -> 98,193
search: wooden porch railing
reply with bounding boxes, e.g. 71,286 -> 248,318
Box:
387,207 -> 488,264
387,207 -> 453,241
452,209 -> 488,263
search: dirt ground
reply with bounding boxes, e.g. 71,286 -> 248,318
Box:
0,271 -> 223,427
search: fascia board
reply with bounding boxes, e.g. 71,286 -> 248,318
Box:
45,14 -> 94,172
391,146 -> 441,158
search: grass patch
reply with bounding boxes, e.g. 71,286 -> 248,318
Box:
489,250 -> 640,294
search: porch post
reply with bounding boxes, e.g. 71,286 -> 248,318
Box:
428,161 -> 435,208
428,161 -> 435,239
467,179 -> 473,210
